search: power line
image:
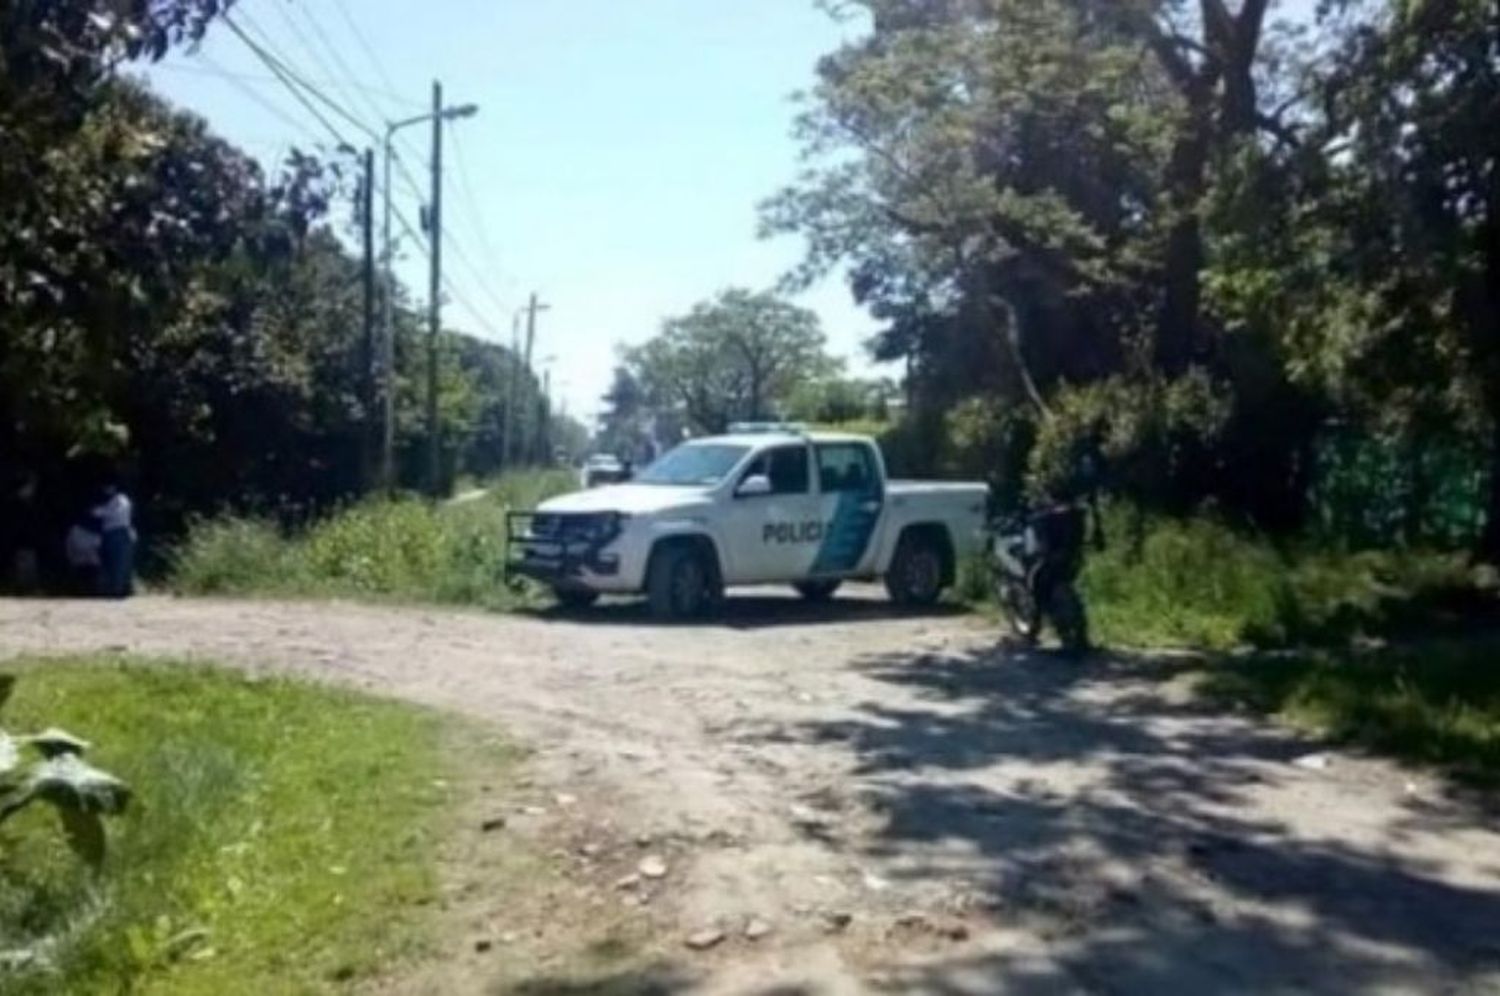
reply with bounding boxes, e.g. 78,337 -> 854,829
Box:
319,1 -> 434,189
280,0 -> 433,206
444,228 -> 512,320
221,9 -> 514,351
176,51 -> 323,146
222,13 -> 361,148
391,200 -> 503,342
265,2 -> 505,321
267,1 -> 430,210
450,126 -> 505,285
152,59 -> 418,108
287,0 -> 397,136
230,10 -> 375,141
330,0 -> 401,97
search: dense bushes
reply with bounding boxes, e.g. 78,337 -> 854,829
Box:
169,471 -> 573,608
1079,506 -> 1483,651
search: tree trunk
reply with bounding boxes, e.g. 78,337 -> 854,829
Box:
1471,169 -> 1500,562
1156,113 -> 1211,376
1480,416 -> 1500,563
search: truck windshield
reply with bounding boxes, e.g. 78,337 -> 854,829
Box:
636,444 -> 749,486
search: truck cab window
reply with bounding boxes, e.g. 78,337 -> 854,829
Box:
817,444 -> 878,494
740,446 -> 810,495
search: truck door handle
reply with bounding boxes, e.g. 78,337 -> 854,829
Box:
859,500 -> 882,513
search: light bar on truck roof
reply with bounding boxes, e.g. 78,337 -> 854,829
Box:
727,422 -> 808,435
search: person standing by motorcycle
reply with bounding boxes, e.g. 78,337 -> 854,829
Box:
1067,418 -> 1109,554
990,420 -> 1109,653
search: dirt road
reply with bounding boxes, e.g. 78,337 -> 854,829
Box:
3,591 -> 1499,994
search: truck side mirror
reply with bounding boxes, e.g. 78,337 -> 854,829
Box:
736,475 -> 772,498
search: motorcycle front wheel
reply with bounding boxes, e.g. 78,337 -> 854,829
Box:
995,572 -> 1041,644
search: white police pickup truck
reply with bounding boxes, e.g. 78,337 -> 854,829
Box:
506,425 -> 988,618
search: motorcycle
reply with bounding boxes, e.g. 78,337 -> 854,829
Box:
987,502 -> 1091,654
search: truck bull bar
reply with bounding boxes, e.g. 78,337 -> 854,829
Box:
504,511 -> 625,589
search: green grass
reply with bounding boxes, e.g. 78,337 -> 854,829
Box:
0,658 -> 502,994
1198,638 -> 1500,783
168,469 -> 575,608
1078,505 -> 1485,651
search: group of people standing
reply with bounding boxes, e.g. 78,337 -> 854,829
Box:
64,482 -> 137,597
2,472 -> 136,598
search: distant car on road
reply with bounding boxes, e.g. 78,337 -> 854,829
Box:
511,424 -> 988,618
579,454 -> 630,489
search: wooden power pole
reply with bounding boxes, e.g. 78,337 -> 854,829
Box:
360,147 -> 376,490
424,81 -> 445,498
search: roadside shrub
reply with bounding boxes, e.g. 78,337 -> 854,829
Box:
169,470 -> 573,608
168,518 -> 301,595
1079,504 -> 1483,650
1083,507 -> 1282,649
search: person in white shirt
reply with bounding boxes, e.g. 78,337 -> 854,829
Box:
93,482 -> 136,598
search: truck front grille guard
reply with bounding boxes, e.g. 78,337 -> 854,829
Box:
504,512 -> 625,587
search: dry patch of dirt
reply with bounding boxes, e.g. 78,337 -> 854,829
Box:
4,592 -> 1500,994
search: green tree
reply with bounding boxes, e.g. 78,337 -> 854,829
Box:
625,289 -> 835,433
596,366 -> 651,458
764,0 -> 1173,421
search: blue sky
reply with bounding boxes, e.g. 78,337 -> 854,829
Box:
146,0 -> 1319,424
146,0 -> 875,423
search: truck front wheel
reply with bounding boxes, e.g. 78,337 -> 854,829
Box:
886,533 -> 946,607
646,544 -> 717,620
553,587 -> 600,610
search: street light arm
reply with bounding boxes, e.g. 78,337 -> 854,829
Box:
387,112 -> 434,137
387,103 -> 480,140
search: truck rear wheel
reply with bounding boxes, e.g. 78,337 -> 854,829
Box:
793,579 -> 842,603
646,544 -> 716,620
886,533 -> 945,606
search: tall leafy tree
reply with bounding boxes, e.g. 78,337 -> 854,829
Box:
625,289 -> 835,434
765,0 -> 1173,421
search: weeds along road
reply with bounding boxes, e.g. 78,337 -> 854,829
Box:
3,590 -> 1499,994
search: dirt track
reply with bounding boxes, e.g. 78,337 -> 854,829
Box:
3,591 -> 1499,994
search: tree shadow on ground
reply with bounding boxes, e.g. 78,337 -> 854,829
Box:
497,964 -> 811,996
526,590 -> 966,631
745,646 -> 1500,993
1255,564 -> 1500,649
1203,635 -> 1500,784
497,965 -> 692,996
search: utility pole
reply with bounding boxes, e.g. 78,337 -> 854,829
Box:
379,138 -> 396,492
380,95 -> 478,494
425,80 -> 445,498
538,367 -> 552,466
521,293 -> 550,465
502,313 -> 521,472
360,147 -> 376,490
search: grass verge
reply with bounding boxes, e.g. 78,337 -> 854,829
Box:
1079,505 -> 1487,651
168,470 -> 575,608
1197,638 -> 1500,783
0,656 -> 512,994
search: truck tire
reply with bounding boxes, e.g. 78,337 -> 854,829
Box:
886,532 -> 946,606
553,587 -> 600,610
793,579 -> 842,603
647,544 -> 715,621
